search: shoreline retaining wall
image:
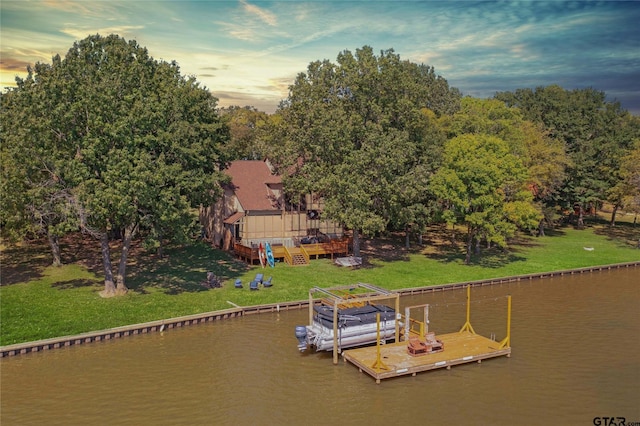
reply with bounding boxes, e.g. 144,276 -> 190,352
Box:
2,261 -> 638,358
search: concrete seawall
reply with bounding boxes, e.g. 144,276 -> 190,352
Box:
2,261 -> 638,358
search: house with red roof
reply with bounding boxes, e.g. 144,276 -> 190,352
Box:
200,160 -> 346,264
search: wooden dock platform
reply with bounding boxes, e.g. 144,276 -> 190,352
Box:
342,330 -> 511,383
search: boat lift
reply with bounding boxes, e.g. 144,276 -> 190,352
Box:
306,283 -> 401,364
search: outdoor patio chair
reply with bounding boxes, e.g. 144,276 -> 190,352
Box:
407,336 -> 429,356
249,280 -> 259,291
254,273 -> 264,284
263,277 -> 273,287
425,332 -> 444,352
234,279 -> 243,289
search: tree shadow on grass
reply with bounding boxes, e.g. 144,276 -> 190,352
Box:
542,227 -> 567,238
52,279 -> 102,290
125,241 -> 251,295
468,250 -> 527,268
1,234 -> 251,295
593,222 -> 640,249
424,245 -> 528,269
356,234 -> 417,269
420,226 -> 546,269
0,240 -> 50,286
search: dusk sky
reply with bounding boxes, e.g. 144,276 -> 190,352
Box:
1,1 -> 639,114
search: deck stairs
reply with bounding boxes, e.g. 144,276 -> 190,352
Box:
286,247 -> 309,266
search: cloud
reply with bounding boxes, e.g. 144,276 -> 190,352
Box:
212,89 -> 283,113
60,26 -> 145,41
213,1 -> 285,43
240,0 -> 277,26
201,65 -> 229,71
0,55 -> 33,71
41,0 -> 120,18
2,0 -> 638,115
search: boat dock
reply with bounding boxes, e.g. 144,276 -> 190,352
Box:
342,286 -> 513,383
343,330 -> 511,383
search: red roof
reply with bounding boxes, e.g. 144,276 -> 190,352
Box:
225,160 -> 282,211
223,211 -> 245,224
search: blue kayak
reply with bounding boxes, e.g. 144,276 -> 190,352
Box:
265,242 -> 275,268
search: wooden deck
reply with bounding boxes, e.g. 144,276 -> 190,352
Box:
342,331 -> 511,383
233,238 -> 349,265
300,239 -> 349,259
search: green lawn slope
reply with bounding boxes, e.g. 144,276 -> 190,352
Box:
1,222 -> 638,346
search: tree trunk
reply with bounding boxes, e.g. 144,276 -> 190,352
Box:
405,228 -> 410,249
465,227 -> 473,265
610,202 -> 619,227
99,232 -> 117,298
157,235 -> 164,257
116,223 -> 137,295
577,205 -> 585,229
352,229 -> 361,257
538,219 -> 545,237
475,237 -> 481,255
47,233 -> 62,267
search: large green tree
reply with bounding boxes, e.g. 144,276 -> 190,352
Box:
276,46 -> 459,255
218,105 -> 268,160
608,139 -> 640,225
442,97 -> 568,235
495,85 -> 638,226
431,134 -> 540,264
1,77 -> 80,266
2,34 -> 228,296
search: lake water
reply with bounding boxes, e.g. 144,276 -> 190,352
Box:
1,268 -> 638,425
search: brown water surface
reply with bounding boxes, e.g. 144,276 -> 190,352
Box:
1,269 -> 638,425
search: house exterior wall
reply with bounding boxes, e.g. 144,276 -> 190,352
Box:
200,202 -> 343,249
305,193 -> 325,210
239,211 -> 342,247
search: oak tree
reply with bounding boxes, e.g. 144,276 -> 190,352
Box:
2,35 -> 228,296
442,97 -> 568,235
431,134 -> 540,264
495,85 -> 638,226
276,47 -> 459,255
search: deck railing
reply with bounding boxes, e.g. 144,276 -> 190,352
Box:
298,246 -> 310,264
283,247 -> 293,265
299,245 -> 310,260
233,237 -> 349,265
301,239 -> 349,259
233,244 -> 259,264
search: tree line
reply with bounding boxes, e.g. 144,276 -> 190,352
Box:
2,35 -> 639,296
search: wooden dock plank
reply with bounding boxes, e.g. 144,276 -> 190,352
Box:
342,331 -> 511,382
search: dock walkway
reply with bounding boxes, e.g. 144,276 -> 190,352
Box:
343,330 -> 511,383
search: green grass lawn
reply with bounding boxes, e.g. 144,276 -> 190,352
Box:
1,222 -> 638,346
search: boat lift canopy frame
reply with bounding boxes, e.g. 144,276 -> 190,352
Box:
308,283 -> 400,364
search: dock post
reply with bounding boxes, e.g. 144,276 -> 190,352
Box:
333,299 -> 339,364
499,295 -> 512,349
404,306 -> 410,342
424,304 -> 429,336
308,290 -> 314,329
394,294 -> 400,343
370,313 -> 389,372
459,285 -> 476,334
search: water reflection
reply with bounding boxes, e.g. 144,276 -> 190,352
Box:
1,269 -> 639,425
